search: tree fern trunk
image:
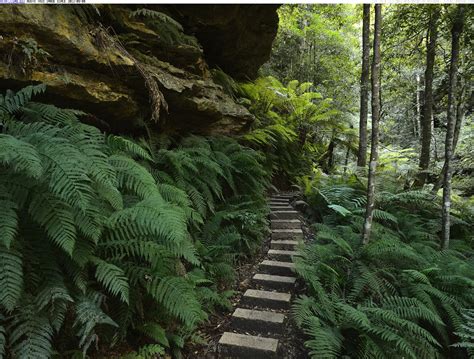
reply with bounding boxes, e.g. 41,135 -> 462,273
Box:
362,4 -> 382,245
441,5 -> 465,250
357,4 -> 371,167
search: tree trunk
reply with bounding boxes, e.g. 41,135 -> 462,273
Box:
357,4 -> 371,167
344,146 -> 350,174
327,138 -> 336,172
441,5 -> 465,250
416,7 -> 440,186
453,79 -> 466,151
362,4 -> 382,245
415,73 -> 421,137
431,88 -> 466,193
323,131 -> 336,173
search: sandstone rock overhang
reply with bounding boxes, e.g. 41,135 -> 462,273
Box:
0,5 -> 279,135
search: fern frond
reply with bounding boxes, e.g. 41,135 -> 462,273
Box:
138,322 -> 169,347
28,191 -> 77,254
0,196 -> 18,249
109,154 -> 158,199
74,293 -> 118,355
130,8 -> 184,32
146,276 -> 206,328
107,135 -> 152,161
0,248 -> 23,312
92,258 -> 129,304
0,134 -> 43,178
9,309 -> 53,359
0,84 -> 46,114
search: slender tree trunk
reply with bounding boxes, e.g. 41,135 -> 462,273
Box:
416,8 -> 440,186
327,138 -> 336,172
323,131 -> 336,173
344,125 -> 354,174
362,4 -> 382,245
357,4 -> 371,167
415,73 -> 421,137
441,5 -> 465,250
344,146 -> 350,174
453,80 -> 466,150
432,94 -> 466,193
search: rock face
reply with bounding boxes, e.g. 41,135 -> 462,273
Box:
168,5 -> 280,80
0,5 -> 279,135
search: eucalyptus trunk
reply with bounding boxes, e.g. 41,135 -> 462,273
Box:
441,5 -> 465,250
357,4 -> 371,167
362,4 -> 382,245
416,7 -> 440,186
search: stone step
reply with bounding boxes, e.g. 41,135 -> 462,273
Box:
271,219 -> 301,230
270,199 -> 291,204
270,211 -> 299,220
270,206 -> 293,211
270,240 -> 300,250
253,273 -> 296,291
267,249 -> 301,261
272,229 -> 303,240
218,332 -> 279,359
272,194 -> 294,199
270,198 -> 291,202
259,260 -> 296,277
241,289 -> 291,310
268,200 -> 289,206
231,308 -> 285,335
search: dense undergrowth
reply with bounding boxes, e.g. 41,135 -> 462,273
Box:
237,75 -> 355,188
293,172 -> 474,358
0,85 -> 270,358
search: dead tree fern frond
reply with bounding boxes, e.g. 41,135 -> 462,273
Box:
93,25 -> 168,125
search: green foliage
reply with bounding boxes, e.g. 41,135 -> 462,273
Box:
453,309 -> 474,357
263,5 -> 359,115
239,76 -> 356,184
0,86 -> 270,357
130,8 -> 184,32
129,8 -> 198,48
294,177 -> 474,358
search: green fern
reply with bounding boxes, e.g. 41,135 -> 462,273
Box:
0,84 -> 46,113
0,248 -> 23,312
0,85 -> 271,358
294,180 -> 474,358
130,8 -> 184,32
146,276 -> 206,328
9,307 -> 53,359
92,258 -> 129,304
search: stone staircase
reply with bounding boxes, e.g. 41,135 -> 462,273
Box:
217,193 -> 302,358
